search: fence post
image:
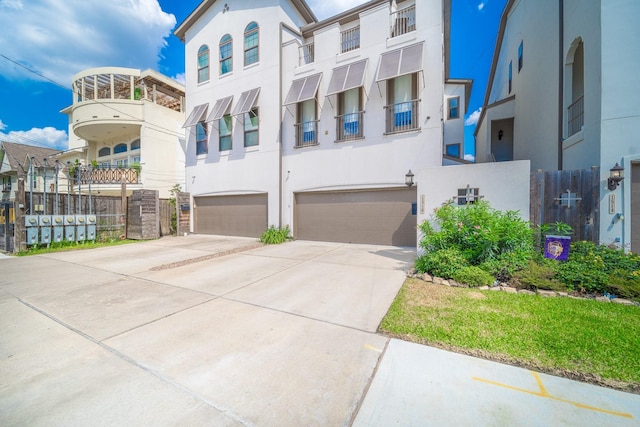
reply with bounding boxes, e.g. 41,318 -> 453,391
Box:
14,177 -> 25,253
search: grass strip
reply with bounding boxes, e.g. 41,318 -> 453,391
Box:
380,279 -> 640,393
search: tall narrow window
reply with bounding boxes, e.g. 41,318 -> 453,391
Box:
219,115 -> 232,151
518,41 -> 523,72
386,73 -> 418,133
198,45 -> 209,83
296,99 -> 317,147
508,61 -> 513,94
448,97 -> 460,119
196,122 -> 208,155
244,22 -> 259,66
337,88 -> 363,141
219,34 -> 233,75
244,108 -> 259,147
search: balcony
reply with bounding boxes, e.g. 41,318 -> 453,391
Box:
340,26 -> 360,53
294,120 -> 319,148
76,165 -> 140,185
384,100 -> 420,134
567,95 -> 584,137
299,42 -> 314,66
390,4 -> 416,38
336,112 -> 364,142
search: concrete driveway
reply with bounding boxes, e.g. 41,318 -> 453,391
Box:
0,235 -> 413,426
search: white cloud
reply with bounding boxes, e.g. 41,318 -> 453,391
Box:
307,0 -> 367,21
0,119 -> 7,131
172,72 -> 185,86
1,127 -> 68,150
464,153 -> 476,162
0,0 -> 176,85
477,1 -> 486,11
465,107 -> 482,126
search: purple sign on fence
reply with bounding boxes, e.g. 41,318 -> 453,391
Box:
544,235 -> 571,261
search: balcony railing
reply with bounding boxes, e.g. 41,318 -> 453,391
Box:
340,26 -> 360,53
384,100 -> 420,134
76,166 -> 140,185
390,4 -> 416,37
336,112 -> 364,142
567,95 -> 584,137
294,120 -> 319,148
299,42 -> 314,66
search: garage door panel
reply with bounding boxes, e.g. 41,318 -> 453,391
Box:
194,194 -> 267,238
295,188 -> 416,246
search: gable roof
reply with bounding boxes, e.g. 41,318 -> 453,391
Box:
174,0 -> 317,42
0,141 -> 61,174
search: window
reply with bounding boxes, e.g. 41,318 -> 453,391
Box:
508,61 -> 512,94
340,25 -> 360,53
244,108 -> 259,147
219,34 -> 232,75
196,122 -> 208,155
98,147 -> 110,157
386,73 -> 419,133
244,22 -> 259,66
446,144 -> 461,158
296,99 -> 317,147
567,39 -> 584,137
518,41 -> 523,72
114,143 -> 127,154
2,176 -> 10,192
448,97 -> 459,119
337,87 -> 363,141
390,4 -> 416,37
219,115 -> 232,151
116,158 -> 129,168
198,45 -> 209,83
130,139 -> 140,150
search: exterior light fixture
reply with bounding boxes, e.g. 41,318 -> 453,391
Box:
607,163 -> 624,191
405,169 -> 415,187
498,129 -> 503,140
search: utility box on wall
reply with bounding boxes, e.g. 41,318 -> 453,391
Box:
127,189 -> 159,240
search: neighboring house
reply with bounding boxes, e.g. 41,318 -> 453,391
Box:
175,0 -> 470,246
0,141 -> 61,203
474,0 -> 640,251
60,67 -> 186,198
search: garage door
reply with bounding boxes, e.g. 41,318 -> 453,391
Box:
632,163 -> 640,254
294,188 -> 417,246
194,194 -> 267,237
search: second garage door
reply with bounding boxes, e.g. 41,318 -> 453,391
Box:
294,188 -> 417,246
194,194 -> 267,238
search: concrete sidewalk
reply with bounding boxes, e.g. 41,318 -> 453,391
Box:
1,235 -> 639,426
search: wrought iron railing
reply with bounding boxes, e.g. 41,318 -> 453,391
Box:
294,120 -> 319,148
390,4 -> 416,37
299,42 -> 314,66
567,95 -> 584,137
340,26 -> 360,53
384,99 -> 420,134
77,166 -> 140,184
336,111 -> 364,141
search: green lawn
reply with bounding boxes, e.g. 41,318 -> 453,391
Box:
380,279 -> 640,393
16,239 -> 139,256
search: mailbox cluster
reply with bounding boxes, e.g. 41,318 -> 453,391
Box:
25,215 -> 97,245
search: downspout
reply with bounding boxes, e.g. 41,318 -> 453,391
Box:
557,0 -> 564,170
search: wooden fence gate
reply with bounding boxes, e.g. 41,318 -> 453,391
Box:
530,166 -> 600,243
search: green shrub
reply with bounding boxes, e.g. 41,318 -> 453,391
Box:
452,266 -> 495,287
510,259 -> 564,291
259,225 -> 290,244
479,248 -> 532,281
555,242 -> 608,293
415,248 -> 468,278
607,271 -> 640,301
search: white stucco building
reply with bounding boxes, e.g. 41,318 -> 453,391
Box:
474,0 -> 640,251
60,67 -> 186,198
176,0 -> 470,246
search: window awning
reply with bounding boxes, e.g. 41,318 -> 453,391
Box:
375,42 -> 424,82
232,88 -> 260,116
206,96 -> 233,122
326,59 -> 368,97
284,73 -> 322,105
183,103 -> 208,128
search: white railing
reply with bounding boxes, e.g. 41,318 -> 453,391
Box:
299,42 -> 314,66
390,4 -> 416,37
340,26 -> 360,53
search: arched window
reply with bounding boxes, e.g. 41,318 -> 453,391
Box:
566,38 -> 584,137
219,34 -> 233,75
198,45 -> 210,83
114,143 -> 128,154
98,147 -> 111,157
130,139 -> 140,150
244,22 -> 259,66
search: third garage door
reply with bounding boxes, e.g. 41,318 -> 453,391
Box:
194,194 -> 267,238
294,188 -> 417,246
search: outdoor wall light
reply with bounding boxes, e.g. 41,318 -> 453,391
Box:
405,169 -> 415,187
607,163 -> 624,191
498,129 -> 504,140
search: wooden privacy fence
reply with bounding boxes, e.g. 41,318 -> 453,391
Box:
530,166 -> 600,243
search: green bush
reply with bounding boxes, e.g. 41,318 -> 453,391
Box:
259,225 -> 290,244
415,248 -> 468,278
510,259 -> 564,291
452,266 -> 495,287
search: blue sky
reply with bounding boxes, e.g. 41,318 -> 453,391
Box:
0,0 -> 505,160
